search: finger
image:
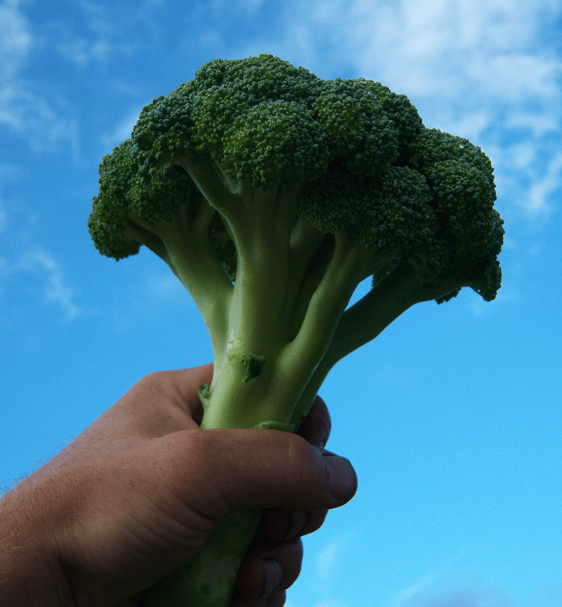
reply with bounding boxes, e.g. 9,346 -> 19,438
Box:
233,538 -> 303,603
258,507 -> 328,543
159,428 -> 358,519
290,509 -> 327,538
268,591 -> 286,607
296,394 -> 331,448
257,395 -> 331,546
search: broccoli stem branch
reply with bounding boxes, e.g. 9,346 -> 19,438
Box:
290,261 -> 469,425
276,232 -> 377,410
326,262 -> 425,363
130,200 -> 234,358
285,224 -> 332,339
177,152 -> 241,211
124,217 -> 172,264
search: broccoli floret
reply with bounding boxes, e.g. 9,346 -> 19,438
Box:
88,54 -> 504,607
88,139 -> 196,260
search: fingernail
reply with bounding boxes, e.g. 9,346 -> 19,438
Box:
262,559 -> 284,597
325,453 -> 358,501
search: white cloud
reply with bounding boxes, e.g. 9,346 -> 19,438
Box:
50,14 -> 135,69
0,248 -> 82,320
509,144 -> 537,171
316,538 -> 340,576
393,566 -> 446,606
0,82 -> 81,153
507,111 -> 559,138
476,53 -> 562,102
313,530 -> 358,600
0,2 -> 132,154
57,36 -> 115,68
391,541 -> 482,607
102,108 -> 144,151
527,152 -> 562,215
403,0 -> 448,28
0,0 -> 32,79
345,0 -> 562,110
401,586 -> 514,607
0,3 -> 83,155
28,250 -> 82,319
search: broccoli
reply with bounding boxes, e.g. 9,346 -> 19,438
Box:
88,54 -> 504,606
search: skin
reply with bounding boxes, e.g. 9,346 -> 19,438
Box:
0,363 -> 357,607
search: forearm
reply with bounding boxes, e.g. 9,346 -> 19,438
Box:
0,485 -> 72,607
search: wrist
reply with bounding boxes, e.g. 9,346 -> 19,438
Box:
0,484 -> 73,607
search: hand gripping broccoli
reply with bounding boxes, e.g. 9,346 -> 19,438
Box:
88,54 -> 504,606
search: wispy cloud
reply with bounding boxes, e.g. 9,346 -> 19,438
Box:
49,8 -> 136,69
316,537 -> 341,578
393,566 -> 450,607
527,152 -> 562,215
399,585 -> 514,607
341,0 -> 562,99
0,0 -> 32,79
0,2 -> 83,155
0,82 -> 81,154
25,249 -> 82,319
391,541 -> 483,607
307,530 -> 358,606
57,36 -> 115,68
102,107 -> 144,151
0,248 -> 82,320
0,2 -> 133,154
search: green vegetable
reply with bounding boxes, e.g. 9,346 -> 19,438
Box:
88,54 -> 504,606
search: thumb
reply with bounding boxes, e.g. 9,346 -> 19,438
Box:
160,428 -> 358,520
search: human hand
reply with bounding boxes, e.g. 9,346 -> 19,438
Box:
0,364 -> 357,607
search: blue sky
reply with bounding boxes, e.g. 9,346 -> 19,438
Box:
1,0 -> 561,606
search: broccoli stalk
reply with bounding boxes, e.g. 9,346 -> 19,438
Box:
88,55 -> 504,606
